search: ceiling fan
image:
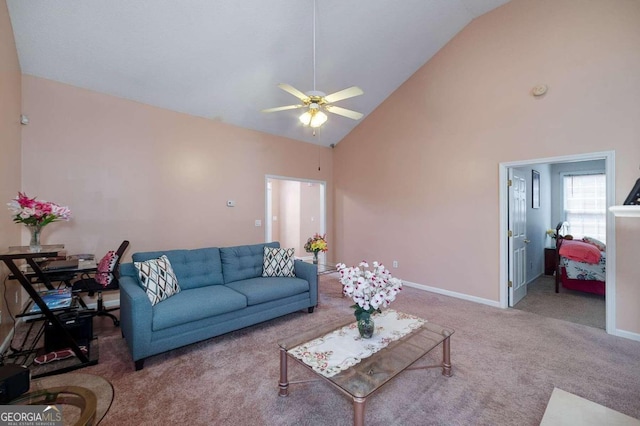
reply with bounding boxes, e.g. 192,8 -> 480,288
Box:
262,0 -> 364,129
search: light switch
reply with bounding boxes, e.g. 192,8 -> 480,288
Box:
227,200 -> 235,207
255,220 -> 262,227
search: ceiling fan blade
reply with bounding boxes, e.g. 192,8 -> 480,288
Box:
262,104 -> 305,113
278,83 -> 309,101
325,105 -> 363,120
324,86 -> 364,104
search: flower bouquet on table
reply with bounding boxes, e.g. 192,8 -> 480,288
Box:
336,261 -> 403,339
304,233 -> 328,264
7,192 -> 72,252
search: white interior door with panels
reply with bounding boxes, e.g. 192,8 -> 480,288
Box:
509,168 -> 528,307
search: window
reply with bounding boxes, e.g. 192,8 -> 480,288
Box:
563,173 -> 606,243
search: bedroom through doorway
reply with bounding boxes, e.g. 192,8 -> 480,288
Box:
499,151 -> 615,333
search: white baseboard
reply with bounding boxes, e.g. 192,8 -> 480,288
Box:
402,280 -> 501,308
403,280 -> 640,343
611,328 -> 640,342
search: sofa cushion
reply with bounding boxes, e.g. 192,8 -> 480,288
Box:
262,247 -> 295,277
152,286 -> 247,331
133,248 -> 224,290
225,276 -> 309,306
134,255 -> 181,306
220,242 -> 279,284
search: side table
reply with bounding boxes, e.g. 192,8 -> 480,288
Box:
544,248 -> 557,276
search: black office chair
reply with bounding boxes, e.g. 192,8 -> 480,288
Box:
72,240 -> 129,327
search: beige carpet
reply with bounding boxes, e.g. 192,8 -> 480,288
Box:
514,275 -> 605,330
75,276 -> 640,425
57,276 -> 640,425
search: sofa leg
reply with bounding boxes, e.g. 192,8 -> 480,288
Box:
308,307 -> 315,313
135,359 -> 145,371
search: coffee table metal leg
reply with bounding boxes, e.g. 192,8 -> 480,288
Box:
353,397 -> 366,426
279,347 -> 289,396
442,335 -> 452,377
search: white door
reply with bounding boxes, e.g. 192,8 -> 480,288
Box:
509,169 -> 528,306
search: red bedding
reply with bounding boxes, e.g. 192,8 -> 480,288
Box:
559,267 -> 605,296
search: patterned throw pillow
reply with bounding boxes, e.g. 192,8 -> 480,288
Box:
95,251 -> 119,287
134,255 -> 181,306
262,247 -> 295,277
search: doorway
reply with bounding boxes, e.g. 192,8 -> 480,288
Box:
499,151 -> 616,334
265,176 -> 326,261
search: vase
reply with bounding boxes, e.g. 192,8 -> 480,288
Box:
26,224 -> 43,253
313,252 -> 318,264
357,317 -> 375,339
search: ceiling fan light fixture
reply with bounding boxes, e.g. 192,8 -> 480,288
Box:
310,110 -> 327,128
299,104 -> 327,128
262,0 -> 363,130
299,110 -> 312,126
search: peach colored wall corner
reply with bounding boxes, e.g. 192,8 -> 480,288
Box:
334,0 -> 640,334
0,0 -> 23,327
279,180 -> 301,251
20,76 -> 333,262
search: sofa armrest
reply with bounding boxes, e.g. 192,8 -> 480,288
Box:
119,274 -> 154,361
294,260 -> 318,307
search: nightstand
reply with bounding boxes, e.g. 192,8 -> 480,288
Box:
544,248 -> 557,275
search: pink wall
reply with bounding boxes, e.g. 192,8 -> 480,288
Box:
20,76 -> 334,262
0,0 -> 23,325
278,180 -> 301,251
334,0 -> 640,333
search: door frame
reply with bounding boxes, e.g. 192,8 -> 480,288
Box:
498,151 -> 616,334
264,175 -> 327,255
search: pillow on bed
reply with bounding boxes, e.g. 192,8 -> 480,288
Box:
582,236 -> 606,252
559,240 -> 602,264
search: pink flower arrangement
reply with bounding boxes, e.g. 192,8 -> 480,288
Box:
7,192 -> 72,227
336,261 -> 402,321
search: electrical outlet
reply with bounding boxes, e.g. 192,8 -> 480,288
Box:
393,260 -> 398,268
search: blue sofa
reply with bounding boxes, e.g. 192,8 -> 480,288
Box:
118,242 -> 317,370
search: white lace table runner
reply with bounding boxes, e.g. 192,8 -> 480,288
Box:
290,309 -> 426,378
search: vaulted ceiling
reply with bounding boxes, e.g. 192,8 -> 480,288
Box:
7,0 -> 511,147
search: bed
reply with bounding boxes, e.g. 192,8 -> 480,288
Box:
554,222 -> 606,296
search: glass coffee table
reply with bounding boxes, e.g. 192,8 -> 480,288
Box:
9,373 -> 114,425
278,311 -> 453,426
